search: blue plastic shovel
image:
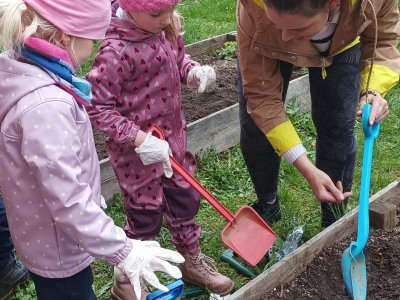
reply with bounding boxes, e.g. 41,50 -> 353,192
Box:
341,104 -> 380,299
146,280 -> 184,300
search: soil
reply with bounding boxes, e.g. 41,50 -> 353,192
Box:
92,52 -> 306,160
266,208 -> 400,300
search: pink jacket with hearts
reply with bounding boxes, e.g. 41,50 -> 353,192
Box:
86,11 -> 200,191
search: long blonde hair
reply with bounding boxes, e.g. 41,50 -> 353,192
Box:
164,11 -> 183,41
0,0 -> 63,54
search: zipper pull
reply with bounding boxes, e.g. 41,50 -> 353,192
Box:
321,57 -> 327,80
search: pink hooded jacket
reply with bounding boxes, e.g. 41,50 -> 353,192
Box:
0,52 -> 131,278
87,10 -> 200,192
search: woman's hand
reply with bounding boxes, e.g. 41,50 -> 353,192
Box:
306,168 -> 352,203
357,90 -> 389,125
294,154 -> 352,203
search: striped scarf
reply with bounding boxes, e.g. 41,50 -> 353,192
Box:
310,4 -> 341,57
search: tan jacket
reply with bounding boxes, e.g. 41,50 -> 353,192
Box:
237,0 -> 400,158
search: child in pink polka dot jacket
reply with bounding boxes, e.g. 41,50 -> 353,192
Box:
0,1 -> 185,300
86,0 -> 234,298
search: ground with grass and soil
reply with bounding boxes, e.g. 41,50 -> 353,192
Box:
266,208 -> 400,300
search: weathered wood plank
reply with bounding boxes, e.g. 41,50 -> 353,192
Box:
186,104 -> 239,156
187,74 -> 309,156
185,31 -> 237,57
369,200 -> 397,229
228,179 -> 400,300
286,71 -> 311,112
99,157 -> 115,181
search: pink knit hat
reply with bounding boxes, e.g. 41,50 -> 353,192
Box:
25,0 -> 111,40
118,0 -> 180,12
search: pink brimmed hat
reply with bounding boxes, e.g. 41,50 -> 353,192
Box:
117,0 -> 180,12
25,0 -> 111,40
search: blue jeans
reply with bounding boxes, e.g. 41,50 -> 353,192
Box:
30,266 -> 97,300
0,196 -> 15,273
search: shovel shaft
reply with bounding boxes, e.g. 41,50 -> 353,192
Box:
170,157 -> 236,223
354,137 -> 373,256
354,104 -> 380,257
148,125 -> 235,223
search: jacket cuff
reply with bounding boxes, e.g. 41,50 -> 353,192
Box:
107,238 -> 133,266
282,144 -> 307,164
359,64 -> 399,96
265,120 -> 302,156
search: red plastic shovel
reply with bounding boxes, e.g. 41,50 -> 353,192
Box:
149,125 -> 277,266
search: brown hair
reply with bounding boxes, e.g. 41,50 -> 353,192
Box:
263,0 -> 330,16
164,11 -> 182,41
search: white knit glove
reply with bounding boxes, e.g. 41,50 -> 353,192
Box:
187,65 -> 216,93
135,133 -> 173,178
117,240 -> 185,300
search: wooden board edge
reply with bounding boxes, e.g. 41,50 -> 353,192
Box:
227,179 -> 400,299
185,31 -> 237,57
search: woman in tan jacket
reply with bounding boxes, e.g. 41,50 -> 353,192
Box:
237,0 -> 399,227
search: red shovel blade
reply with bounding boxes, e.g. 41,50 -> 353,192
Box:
147,124 -> 277,265
221,206 -> 277,266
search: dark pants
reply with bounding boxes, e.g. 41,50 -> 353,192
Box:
0,196 -> 14,273
29,266 -> 97,300
124,185 -> 201,255
238,44 -> 361,226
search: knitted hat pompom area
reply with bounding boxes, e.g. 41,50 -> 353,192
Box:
117,0 -> 180,12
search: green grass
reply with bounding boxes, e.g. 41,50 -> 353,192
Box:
178,0 -> 236,44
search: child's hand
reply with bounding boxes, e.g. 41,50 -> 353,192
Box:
117,240 -> 185,300
187,65 -> 216,93
134,133 -> 173,178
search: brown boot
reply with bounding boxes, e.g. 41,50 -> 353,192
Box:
180,251 -> 234,295
110,267 -> 149,300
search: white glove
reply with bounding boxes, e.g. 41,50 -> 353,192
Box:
135,133 -> 173,178
100,195 -> 107,209
187,65 -> 216,93
117,240 -> 185,300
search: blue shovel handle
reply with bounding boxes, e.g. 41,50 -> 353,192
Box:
351,104 -> 380,258
146,280 -> 184,300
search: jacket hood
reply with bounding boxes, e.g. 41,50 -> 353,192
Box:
0,52 -> 55,123
105,14 -> 161,43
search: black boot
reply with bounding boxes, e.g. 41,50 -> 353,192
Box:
250,197 -> 281,225
0,257 -> 29,300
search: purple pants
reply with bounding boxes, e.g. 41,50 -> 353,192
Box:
121,182 -> 201,255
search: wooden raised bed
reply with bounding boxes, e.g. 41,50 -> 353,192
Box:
99,32 -> 311,202
228,179 -> 400,299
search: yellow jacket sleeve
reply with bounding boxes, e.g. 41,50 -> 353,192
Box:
265,120 -> 302,156
359,0 -> 400,95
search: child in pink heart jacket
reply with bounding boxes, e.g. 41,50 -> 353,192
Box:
86,0 -> 234,298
